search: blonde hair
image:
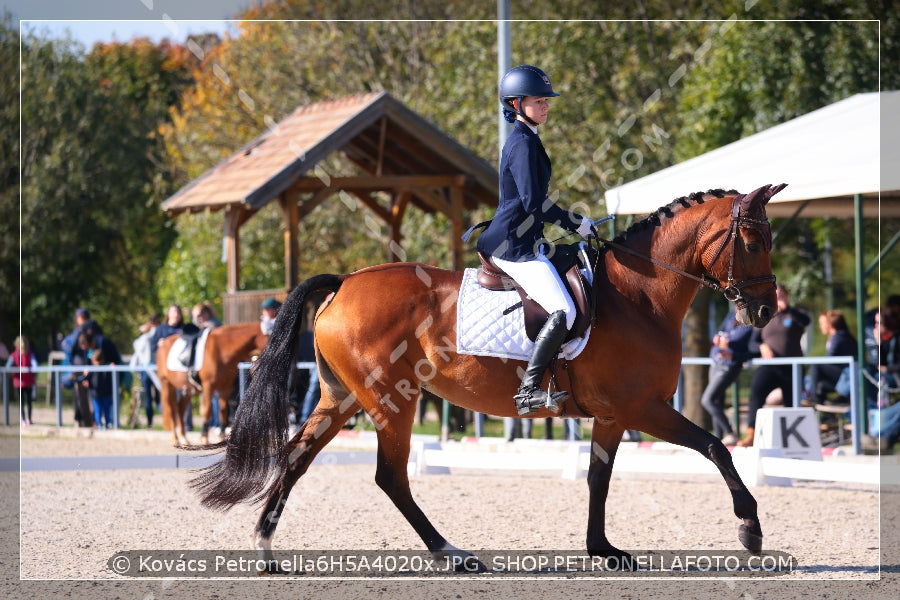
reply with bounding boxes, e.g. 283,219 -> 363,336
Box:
13,336 -> 29,353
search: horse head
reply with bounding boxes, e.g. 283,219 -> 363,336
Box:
703,183 -> 786,328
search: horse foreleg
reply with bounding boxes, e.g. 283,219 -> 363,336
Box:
372,406 -> 485,572
217,388 -> 230,440
632,402 -> 762,554
199,386 -> 212,445
174,391 -> 192,446
585,417 -> 633,564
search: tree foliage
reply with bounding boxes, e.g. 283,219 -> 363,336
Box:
676,16 -> 890,315
15,31 -> 194,351
0,12 -> 20,345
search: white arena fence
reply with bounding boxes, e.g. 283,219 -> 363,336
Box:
0,362 -> 315,432
1,356 -> 865,453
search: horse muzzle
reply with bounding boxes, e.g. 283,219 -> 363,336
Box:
737,302 -> 774,328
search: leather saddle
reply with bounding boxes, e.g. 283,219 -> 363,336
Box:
476,243 -> 595,343
178,323 -> 202,368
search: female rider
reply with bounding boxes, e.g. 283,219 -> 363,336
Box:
474,65 -> 595,416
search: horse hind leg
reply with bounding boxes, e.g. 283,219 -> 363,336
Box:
632,402 -> 762,554
251,383 -> 361,572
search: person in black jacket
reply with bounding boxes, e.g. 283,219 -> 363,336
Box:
738,284 -> 811,446
472,65 -> 595,416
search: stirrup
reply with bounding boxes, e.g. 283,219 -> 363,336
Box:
514,385 -> 568,416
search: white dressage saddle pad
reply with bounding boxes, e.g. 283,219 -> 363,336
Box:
456,268 -> 590,362
165,327 -> 212,373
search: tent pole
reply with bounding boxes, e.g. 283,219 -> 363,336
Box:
864,227 -> 900,279
771,200 -> 810,246
854,193 -> 867,445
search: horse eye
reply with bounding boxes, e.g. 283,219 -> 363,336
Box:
746,242 -> 760,253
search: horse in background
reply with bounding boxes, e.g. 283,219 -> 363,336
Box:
192,185 -> 784,569
157,321 -> 271,445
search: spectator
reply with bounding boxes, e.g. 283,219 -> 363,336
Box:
805,309 -> 857,404
865,310 -> 900,408
862,400 -> 900,454
7,335 -> 38,426
130,314 -> 161,427
73,321 -> 122,367
862,307 -> 900,455
187,301 -> 221,389
79,345 -> 114,429
297,329 -> 320,423
192,301 -> 222,329
738,284 -> 811,447
700,310 -> 755,445
260,297 -> 281,335
62,307 -> 100,427
150,304 -> 186,364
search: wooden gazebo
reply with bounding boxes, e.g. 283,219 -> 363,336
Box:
161,92 -> 498,323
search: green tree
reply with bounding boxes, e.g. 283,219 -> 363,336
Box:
0,13 -> 20,345
18,34 -> 194,351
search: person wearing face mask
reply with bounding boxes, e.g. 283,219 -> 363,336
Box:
260,297 -> 282,336
738,284 -> 811,447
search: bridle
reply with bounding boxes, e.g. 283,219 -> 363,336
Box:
595,194 -> 776,309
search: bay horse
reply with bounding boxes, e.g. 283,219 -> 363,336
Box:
191,184 -> 785,570
157,321 -> 271,445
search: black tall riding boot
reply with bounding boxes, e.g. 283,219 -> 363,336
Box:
514,310 -> 570,416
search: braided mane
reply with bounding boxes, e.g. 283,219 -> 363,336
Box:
608,188 -> 737,248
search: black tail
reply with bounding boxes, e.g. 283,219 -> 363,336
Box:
190,273 -> 343,510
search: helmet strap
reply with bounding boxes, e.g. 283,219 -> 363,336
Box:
510,97 -> 539,127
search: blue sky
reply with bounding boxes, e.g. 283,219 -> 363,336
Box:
4,0 -> 250,48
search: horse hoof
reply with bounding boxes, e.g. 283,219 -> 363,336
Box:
587,546 -> 637,570
739,522 -> 763,555
449,554 -> 486,573
433,546 -> 486,573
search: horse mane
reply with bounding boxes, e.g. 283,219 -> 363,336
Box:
608,188 -> 738,248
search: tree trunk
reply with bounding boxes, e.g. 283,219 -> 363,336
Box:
682,287 -> 712,429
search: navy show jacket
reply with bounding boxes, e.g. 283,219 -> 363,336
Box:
477,120 -> 582,261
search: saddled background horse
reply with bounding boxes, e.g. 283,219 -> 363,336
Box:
191,184 -> 785,569
157,321 -> 271,445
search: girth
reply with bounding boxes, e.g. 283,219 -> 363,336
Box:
476,246 -> 593,343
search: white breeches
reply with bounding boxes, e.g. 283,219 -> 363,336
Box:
493,253 -> 576,330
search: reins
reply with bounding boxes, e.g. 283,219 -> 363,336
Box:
591,195 -> 776,309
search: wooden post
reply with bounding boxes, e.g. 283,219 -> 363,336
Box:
449,184 -> 465,271
390,191 -> 410,262
224,207 -> 243,294
279,191 -> 300,290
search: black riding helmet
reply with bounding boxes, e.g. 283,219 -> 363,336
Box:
499,64 -> 560,125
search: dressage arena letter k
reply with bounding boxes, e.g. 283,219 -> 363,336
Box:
779,415 -> 810,448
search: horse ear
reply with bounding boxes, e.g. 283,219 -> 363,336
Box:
763,183 -> 788,204
739,183 -> 788,212
738,185 -> 767,213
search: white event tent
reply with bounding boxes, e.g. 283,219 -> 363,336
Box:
604,91 -> 900,218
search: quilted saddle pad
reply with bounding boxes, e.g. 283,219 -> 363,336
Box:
456,268 -> 589,362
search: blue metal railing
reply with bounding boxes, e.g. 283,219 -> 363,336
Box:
2,356 -> 864,453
